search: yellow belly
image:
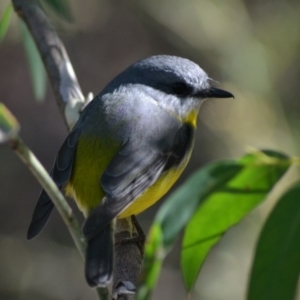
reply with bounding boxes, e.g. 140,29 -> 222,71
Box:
118,160 -> 189,218
65,135 -> 191,218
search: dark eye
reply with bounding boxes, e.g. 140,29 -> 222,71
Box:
172,82 -> 189,95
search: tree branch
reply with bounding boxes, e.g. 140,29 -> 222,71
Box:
11,0 -> 143,299
13,0 -> 84,129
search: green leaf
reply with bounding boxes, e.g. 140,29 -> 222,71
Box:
248,182 -> 300,300
19,20 -> 47,102
181,150 -> 290,292
137,160 -> 244,300
0,3 -> 13,43
0,103 -> 20,143
157,162 -> 243,247
41,0 -> 73,22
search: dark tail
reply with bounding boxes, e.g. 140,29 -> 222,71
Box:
85,223 -> 114,287
27,189 -> 54,240
27,128 -> 80,240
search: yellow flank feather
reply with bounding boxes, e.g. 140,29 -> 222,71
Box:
65,128 -> 193,218
65,135 -> 121,216
118,156 -> 191,218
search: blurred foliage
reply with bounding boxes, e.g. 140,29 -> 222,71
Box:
248,182 -> 300,300
0,102 -> 19,143
181,150 -> 290,292
19,20 -> 47,102
0,3 -> 12,42
41,0 -> 73,22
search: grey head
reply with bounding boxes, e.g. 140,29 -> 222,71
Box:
101,55 -> 233,120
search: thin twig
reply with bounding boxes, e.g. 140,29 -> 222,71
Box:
10,136 -> 86,258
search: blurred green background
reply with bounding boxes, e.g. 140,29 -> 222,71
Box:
0,0 -> 299,299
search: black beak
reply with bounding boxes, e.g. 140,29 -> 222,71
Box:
199,87 -> 234,99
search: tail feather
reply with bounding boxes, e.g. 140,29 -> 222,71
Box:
27,128 -> 80,240
85,223 -> 114,287
27,189 -> 55,240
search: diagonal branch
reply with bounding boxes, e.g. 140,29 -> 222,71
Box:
10,136 -> 86,258
13,0 -> 84,129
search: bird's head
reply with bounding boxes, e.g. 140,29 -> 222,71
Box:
102,55 -> 234,125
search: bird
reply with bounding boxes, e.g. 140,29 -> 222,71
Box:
26,55 -> 233,287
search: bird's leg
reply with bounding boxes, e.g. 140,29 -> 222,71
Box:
115,215 -> 145,256
129,215 -> 146,255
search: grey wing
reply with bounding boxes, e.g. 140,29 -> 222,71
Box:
82,143 -> 169,240
83,123 -> 194,240
27,127 -> 81,239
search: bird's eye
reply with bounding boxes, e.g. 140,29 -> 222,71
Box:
172,82 -> 189,95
